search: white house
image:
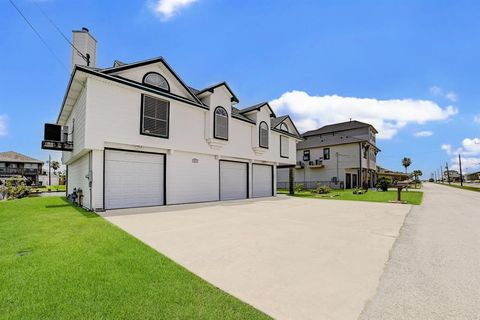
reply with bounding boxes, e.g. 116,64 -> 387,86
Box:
278,120 -> 379,189
54,28 -> 301,211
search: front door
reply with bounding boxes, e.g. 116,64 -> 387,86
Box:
345,173 -> 352,189
352,174 -> 358,188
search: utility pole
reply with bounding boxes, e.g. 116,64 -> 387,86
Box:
445,162 -> 451,184
434,171 -> 437,182
459,154 -> 464,186
440,166 -> 444,183
48,154 -> 51,186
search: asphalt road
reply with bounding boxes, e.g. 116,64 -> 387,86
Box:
360,183 -> 480,320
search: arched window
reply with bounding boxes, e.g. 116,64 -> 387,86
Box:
280,123 -> 289,132
143,72 -> 170,91
214,107 -> 228,140
259,121 -> 269,148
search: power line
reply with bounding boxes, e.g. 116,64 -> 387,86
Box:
33,1 -> 88,63
8,0 -> 69,72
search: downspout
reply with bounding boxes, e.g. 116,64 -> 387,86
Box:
358,142 -> 362,188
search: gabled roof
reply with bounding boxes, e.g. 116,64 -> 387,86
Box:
100,56 -> 202,105
231,107 -> 255,124
302,120 -> 378,137
297,133 -> 380,150
238,102 -> 276,117
270,115 -> 289,129
270,115 -> 302,139
57,65 -> 208,124
0,151 -> 43,164
195,82 -> 239,103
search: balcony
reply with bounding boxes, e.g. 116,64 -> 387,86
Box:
308,159 -> 324,168
0,168 -> 41,175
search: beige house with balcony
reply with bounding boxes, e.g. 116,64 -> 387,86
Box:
0,151 -> 44,186
277,120 -> 380,189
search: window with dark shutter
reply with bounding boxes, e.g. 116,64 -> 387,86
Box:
280,136 -> 289,158
214,107 -> 228,140
142,95 -> 169,138
259,121 -> 269,148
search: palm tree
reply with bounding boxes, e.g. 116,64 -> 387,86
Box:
412,169 -> 423,188
402,157 -> 412,175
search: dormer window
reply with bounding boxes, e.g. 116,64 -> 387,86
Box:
214,107 -> 228,140
259,121 -> 269,148
143,72 -> 170,91
280,123 -> 289,132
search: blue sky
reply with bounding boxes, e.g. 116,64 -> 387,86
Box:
1,0 -> 479,176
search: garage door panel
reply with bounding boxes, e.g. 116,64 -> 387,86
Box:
220,161 -> 248,201
253,164 -> 273,198
105,150 -> 164,209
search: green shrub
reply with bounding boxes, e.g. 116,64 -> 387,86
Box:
313,184 -> 331,194
1,176 -> 30,200
294,184 -> 305,192
376,177 -> 391,192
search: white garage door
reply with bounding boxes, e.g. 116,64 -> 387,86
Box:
220,161 -> 248,200
105,150 -> 165,209
252,164 -> 273,198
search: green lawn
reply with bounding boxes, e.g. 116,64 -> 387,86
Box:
31,185 -> 66,193
0,197 -> 269,319
278,188 -> 423,205
438,183 -> 480,192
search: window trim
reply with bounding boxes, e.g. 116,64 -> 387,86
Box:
140,94 -> 170,139
323,147 -> 330,160
142,72 -> 170,92
259,121 -> 269,149
280,135 -> 289,158
213,106 -> 229,141
303,150 -> 310,161
280,123 -> 289,132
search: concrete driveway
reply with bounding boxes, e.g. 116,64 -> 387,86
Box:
103,196 -> 410,320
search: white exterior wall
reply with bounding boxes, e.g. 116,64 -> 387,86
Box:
84,76 -> 296,164
62,88 -> 87,164
59,63 -> 297,210
67,152 -> 91,209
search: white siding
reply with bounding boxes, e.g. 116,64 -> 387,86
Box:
67,153 -> 91,209
63,88 -> 87,164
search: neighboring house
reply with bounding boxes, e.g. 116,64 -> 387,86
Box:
465,171 -> 480,182
377,166 -> 409,182
49,29 -> 301,211
444,170 -> 461,182
278,120 -> 379,189
0,151 -> 43,185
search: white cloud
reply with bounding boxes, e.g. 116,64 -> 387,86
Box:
269,90 -> 457,139
445,92 -> 457,102
474,114 -> 480,124
442,138 -> 480,172
150,0 -> 198,20
430,86 -> 458,102
0,114 -> 7,136
414,130 -> 434,137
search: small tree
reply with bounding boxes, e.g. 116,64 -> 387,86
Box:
51,160 -> 60,174
402,157 -> 412,175
411,170 -> 423,188
1,176 -> 30,200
